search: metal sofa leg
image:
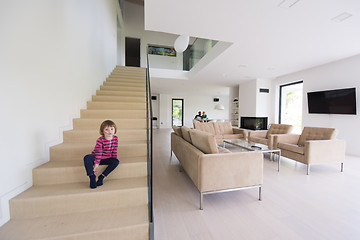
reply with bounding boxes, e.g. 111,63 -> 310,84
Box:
307,164 -> 310,175
341,162 -> 344,172
200,193 -> 203,210
259,186 -> 262,201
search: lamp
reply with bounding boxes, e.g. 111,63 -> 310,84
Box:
174,35 -> 189,53
215,103 -> 225,110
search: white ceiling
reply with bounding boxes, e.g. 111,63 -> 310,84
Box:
144,0 -> 360,92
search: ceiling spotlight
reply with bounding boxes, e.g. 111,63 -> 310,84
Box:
278,0 -> 299,8
331,12 -> 353,22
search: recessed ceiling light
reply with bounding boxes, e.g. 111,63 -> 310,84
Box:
331,12 -> 353,22
278,0 -> 300,8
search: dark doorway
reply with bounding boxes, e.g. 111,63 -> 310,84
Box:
125,37 -> 140,67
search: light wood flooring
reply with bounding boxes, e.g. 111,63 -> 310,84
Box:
153,128 -> 360,240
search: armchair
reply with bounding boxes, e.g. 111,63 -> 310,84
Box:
248,124 -> 293,149
274,127 -> 345,174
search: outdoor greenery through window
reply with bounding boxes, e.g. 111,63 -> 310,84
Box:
172,99 -> 183,126
279,81 -> 303,134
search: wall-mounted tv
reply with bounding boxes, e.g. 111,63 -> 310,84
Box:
307,87 -> 357,115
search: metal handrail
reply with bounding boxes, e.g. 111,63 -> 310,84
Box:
145,53 -> 154,240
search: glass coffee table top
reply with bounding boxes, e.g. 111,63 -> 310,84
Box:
223,139 -> 281,172
223,139 -> 278,153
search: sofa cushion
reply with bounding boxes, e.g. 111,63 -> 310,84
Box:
266,124 -> 293,139
222,134 -> 244,140
297,127 -> 337,146
189,129 -> 219,154
278,142 -> 304,154
181,126 -> 192,143
172,125 -> 183,138
193,121 -> 216,135
213,122 -> 233,135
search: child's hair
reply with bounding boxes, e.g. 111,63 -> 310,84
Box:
99,120 -> 117,135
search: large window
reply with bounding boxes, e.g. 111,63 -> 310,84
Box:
279,81 -> 303,133
172,99 -> 183,126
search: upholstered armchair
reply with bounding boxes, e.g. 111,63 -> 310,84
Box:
248,124 -> 293,149
274,127 -> 346,174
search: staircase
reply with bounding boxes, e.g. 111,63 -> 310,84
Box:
0,66 -> 151,239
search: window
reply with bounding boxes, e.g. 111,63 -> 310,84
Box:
172,99 -> 183,126
279,81 -> 303,133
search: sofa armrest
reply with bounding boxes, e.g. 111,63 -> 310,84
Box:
305,139 -> 346,164
274,134 -> 300,148
232,128 -> 246,137
198,152 -> 263,193
248,130 -> 267,138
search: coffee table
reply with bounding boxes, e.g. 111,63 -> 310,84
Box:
223,139 -> 281,171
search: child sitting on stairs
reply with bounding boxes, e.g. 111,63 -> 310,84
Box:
83,120 -> 119,189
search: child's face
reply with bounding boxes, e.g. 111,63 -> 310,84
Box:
103,125 -> 115,139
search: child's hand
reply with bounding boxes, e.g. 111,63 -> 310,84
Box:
93,164 -> 99,174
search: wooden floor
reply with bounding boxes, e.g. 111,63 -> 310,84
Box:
153,128 -> 360,240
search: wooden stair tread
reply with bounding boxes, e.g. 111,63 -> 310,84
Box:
13,177 -> 147,200
73,118 -> 147,130
36,156 -> 147,169
0,205 -> 148,240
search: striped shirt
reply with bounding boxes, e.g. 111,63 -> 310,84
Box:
91,135 -> 118,164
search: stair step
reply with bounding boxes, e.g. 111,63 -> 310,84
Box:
73,118 -> 147,130
63,129 -> 147,143
106,76 -> 145,82
91,95 -> 145,103
87,101 -> 146,110
0,205 -> 148,240
114,66 -> 146,72
80,109 -> 146,119
110,73 -> 146,78
50,142 -> 147,161
100,85 -> 145,92
103,81 -> 145,88
9,178 -> 148,219
33,157 -> 147,185
109,70 -> 145,75
96,89 -> 145,97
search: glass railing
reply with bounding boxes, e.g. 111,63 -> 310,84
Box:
183,38 -> 218,71
145,54 -> 154,239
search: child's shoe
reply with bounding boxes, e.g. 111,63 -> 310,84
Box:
97,174 -> 105,186
89,174 -> 97,189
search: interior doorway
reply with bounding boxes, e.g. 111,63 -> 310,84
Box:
172,99 -> 184,126
279,81 -> 303,133
125,37 -> 140,67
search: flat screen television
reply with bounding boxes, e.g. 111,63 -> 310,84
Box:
307,87 -> 357,115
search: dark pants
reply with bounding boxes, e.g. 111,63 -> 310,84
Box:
84,154 -> 119,177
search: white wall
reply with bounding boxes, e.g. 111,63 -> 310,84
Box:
239,79 -> 273,120
239,80 -> 257,117
157,93 -> 230,128
123,1 -> 182,69
274,54 -> 360,156
256,78 -> 274,123
0,0 -> 118,226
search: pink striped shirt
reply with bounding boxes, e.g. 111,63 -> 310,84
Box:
91,135 -> 118,164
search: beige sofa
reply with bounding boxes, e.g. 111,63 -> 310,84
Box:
193,121 -> 246,144
274,127 -> 346,174
248,124 -> 293,149
171,126 -> 263,209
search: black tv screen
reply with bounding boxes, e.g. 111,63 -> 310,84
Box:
307,87 -> 357,115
